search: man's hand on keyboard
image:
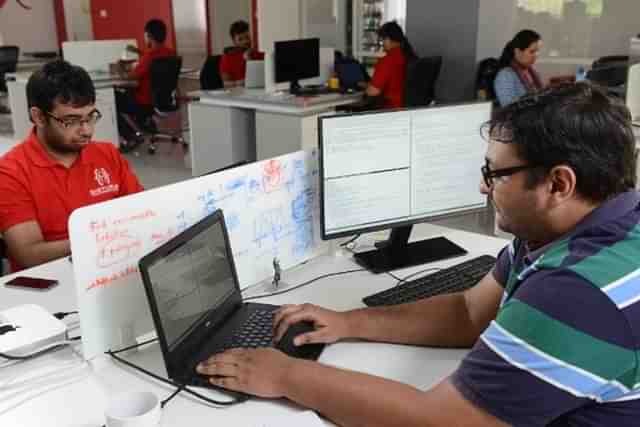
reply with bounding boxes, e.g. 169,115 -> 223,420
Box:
273,304 -> 350,346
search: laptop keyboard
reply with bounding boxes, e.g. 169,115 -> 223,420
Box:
224,309 -> 274,350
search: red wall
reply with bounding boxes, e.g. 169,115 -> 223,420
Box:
90,0 -> 176,50
53,0 -> 68,47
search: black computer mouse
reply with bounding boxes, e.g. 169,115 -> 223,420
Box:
276,321 -> 324,360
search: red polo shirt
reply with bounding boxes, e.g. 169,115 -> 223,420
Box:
0,129 -> 144,271
370,47 -> 407,109
219,49 -> 265,82
131,46 -> 176,106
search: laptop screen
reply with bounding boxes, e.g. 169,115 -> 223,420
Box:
143,217 -> 238,350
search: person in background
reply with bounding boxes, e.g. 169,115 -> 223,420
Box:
366,21 -> 417,109
196,83 -> 640,426
494,29 -> 543,107
0,60 -> 143,272
220,20 -> 264,88
116,19 -> 175,150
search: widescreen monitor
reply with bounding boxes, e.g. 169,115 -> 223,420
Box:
319,102 -> 492,273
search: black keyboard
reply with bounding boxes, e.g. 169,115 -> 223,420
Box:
223,309 -> 275,350
362,255 -> 497,307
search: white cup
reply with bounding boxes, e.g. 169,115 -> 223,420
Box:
105,391 -> 161,427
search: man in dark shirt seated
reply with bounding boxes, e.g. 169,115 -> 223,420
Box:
219,20 -> 264,88
0,61 -> 143,272
196,83 -> 640,426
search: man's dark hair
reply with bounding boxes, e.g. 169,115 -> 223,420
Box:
26,60 -> 95,118
144,19 -> 167,43
229,20 -> 250,39
484,82 -> 637,202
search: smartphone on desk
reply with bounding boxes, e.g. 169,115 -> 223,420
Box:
4,276 -> 59,291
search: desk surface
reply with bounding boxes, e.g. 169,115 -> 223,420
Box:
0,224 -> 507,426
196,89 -> 363,116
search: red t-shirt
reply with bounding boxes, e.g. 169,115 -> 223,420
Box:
219,49 -> 265,82
131,46 -> 176,106
370,47 -> 408,109
0,129 -> 144,271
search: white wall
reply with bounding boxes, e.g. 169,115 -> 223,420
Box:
302,0 -> 348,53
257,0 -> 302,52
172,0 -> 208,69
63,0 -> 93,41
209,0 -> 252,55
0,0 -> 58,52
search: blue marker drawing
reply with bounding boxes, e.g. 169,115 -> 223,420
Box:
176,210 -> 189,233
225,212 -> 240,231
225,176 -> 247,192
248,179 -> 261,195
292,189 -> 313,222
253,208 -> 286,247
293,220 -> 314,258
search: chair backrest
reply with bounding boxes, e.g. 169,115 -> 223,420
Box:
592,55 -> 629,69
200,55 -> 223,91
0,46 -> 20,92
475,57 -> 500,101
404,55 -> 442,107
149,56 -> 182,112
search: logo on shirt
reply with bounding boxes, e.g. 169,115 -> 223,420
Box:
90,168 -> 119,197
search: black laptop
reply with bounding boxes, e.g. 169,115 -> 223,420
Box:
139,209 -> 324,397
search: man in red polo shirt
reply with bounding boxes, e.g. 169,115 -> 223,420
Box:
0,60 -> 143,272
219,20 -> 264,88
116,19 -> 175,149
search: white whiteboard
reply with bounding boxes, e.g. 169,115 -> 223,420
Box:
69,150 -> 325,359
62,39 -> 138,72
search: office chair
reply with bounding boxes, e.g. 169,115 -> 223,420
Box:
200,55 -> 223,90
475,57 -> 500,101
0,46 -> 19,94
137,56 -> 187,155
592,55 -> 629,69
404,56 -> 443,107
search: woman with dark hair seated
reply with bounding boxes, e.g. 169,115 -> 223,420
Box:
366,21 -> 417,109
494,29 -> 543,106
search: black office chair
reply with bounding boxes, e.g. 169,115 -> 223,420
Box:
200,55 -> 223,90
404,56 -> 442,107
0,236 -> 7,276
0,46 -> 19,94
475,57 -> 500,101
138,56 -> 187,155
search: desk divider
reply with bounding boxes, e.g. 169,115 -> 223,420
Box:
69,150 -> 325,359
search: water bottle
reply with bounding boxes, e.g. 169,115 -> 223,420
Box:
575,65 -> 586,82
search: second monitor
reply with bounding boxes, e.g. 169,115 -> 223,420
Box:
319,102 -> 492,273
274,38 -> 320,95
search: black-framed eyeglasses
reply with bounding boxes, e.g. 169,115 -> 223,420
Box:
481,163 -> 537,187
45,110 -> 102,130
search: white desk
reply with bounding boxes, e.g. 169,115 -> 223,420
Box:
188,89 -> 363,176
0,225 -> 507,426
5,71 -> 128,144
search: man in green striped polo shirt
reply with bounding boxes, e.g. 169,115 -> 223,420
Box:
197,83 -> 640,426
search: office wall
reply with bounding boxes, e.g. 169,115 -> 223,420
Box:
90,0 -> 176,50
208,0 -> 251,55
406,0 -> 480,103
172,1 -> 208,69
63,0 -> 93,41
0,0 -> 58,52
257,0 -> 302,52
302,0 -> 348,53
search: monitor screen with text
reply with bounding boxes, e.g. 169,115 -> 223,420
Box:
319,102 -> 491,239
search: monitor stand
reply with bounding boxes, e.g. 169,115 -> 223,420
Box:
352,225 -> 468,274
289,80 -> 302,95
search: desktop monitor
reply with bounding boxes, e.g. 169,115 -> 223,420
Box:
274,38 -> 320,94
319,102 -> 492,273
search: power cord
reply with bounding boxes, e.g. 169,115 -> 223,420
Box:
242,268 -> 366,302
105,338 -> 243,407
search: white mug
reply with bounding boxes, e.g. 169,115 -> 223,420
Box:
105,391 -> 161,427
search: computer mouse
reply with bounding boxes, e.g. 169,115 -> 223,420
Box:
276,321 -> 324,360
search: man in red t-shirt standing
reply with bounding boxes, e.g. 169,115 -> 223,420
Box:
219,20 -> 264,88
0,60 -> 144,272
115,19 -> 175,150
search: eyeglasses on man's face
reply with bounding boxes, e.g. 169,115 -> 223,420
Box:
45,110 -> 102,130
481,162 -> 537,188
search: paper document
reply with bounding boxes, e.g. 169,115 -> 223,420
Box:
251,411 -> 326,427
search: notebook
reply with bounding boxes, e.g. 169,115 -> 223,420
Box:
139,209 -> 324,398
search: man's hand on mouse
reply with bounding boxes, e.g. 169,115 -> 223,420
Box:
273,303 -> 351,346
196,347 -> 294,398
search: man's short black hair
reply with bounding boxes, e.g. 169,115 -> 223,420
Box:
144,19 -> 167,43
26,60 -> 95,118
484,82 -> 637,202
229,20 -> 250,39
